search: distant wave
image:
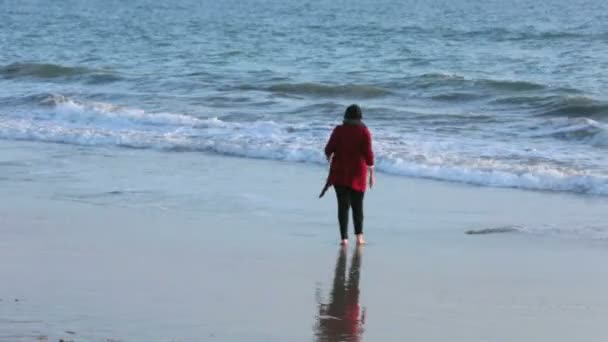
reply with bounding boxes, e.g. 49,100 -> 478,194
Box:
430,92 -> 485,102
409,73 -> 466,88
490,94 -> 608,122
265,82 -> 391,98
481,79 -> 546,92
0,63 -> 90,78
422,77 -> 607,123
443,27 -> 597,42
0,62 -> 120,83
0,95 -> 606,196
412,73 -> 547,92
408,112 -> 499,124
535,96 -> 608,119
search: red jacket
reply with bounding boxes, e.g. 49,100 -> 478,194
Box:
324,123 -> 374,193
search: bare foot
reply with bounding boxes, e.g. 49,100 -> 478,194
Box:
340,239 -> 348,246
356,235 -> 366,245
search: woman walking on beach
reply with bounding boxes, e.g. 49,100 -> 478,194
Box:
324,104 -> 375,245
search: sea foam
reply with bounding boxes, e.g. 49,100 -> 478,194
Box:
1,95 -> 606,196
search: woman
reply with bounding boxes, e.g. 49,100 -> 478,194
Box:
324,104 -> 375,245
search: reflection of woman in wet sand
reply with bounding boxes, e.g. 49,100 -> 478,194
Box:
315,247 -> 366,342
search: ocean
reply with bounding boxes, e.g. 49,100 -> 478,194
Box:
1,0 -> 607,195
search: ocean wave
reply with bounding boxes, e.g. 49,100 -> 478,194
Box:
377,157 -> 608,196
0,62 -> 120,82
492,95 -> 563,106
0,95 -> 607,196
430,92 -> 485,102
444,27 -> 591,42
36,94 -> 201,127
490,94 -> 608,123
413,73 -> 547,92
480,79 -> 546,91
408,113 -> 499,124
266,82 -> 391,98
535,96 -> 608,119
526,117 -> 608,146
410,73 -> 465,88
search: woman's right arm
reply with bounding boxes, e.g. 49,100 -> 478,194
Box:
324,127 -> 338,161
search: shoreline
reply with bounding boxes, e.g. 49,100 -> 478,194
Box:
1,141 -> 608,341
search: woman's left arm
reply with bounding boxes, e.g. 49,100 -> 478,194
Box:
363,128 -> 374,167
363,128 -> 375,188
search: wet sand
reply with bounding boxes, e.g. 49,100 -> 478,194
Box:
1,145 -> 608,341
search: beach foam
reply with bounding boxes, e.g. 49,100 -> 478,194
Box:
0,95 -> 606,196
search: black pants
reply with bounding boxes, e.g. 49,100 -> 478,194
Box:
334,185 -> 364,240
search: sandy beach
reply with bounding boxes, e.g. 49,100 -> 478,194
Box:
1,141 -> 607,342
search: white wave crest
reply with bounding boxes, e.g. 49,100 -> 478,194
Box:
377,157 -> 608,195
1,95 -> 607,196
40,94 -> 202,127
527,117 -> 608,147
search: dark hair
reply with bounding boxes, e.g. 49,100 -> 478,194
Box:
344,104 -> 362,120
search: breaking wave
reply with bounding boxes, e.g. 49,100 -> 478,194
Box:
0,95 -> 606,196
527,117 -> 608,147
